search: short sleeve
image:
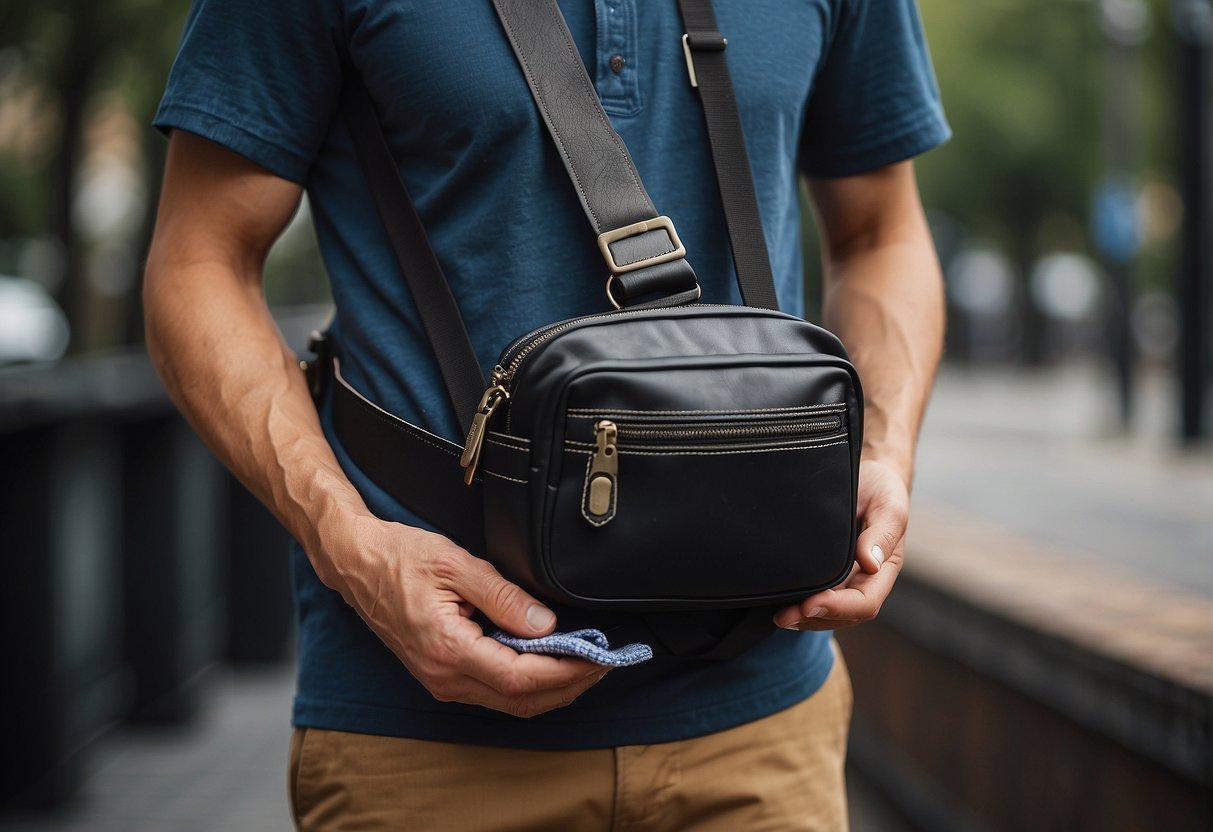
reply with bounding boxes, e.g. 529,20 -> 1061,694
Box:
800,0 -> 950,178
153,0 -> 346,184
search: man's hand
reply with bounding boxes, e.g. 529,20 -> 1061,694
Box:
144,131 -> 607,718
773,459 -> 908,630
771,161 -> 945,631
328,516 -> 608,717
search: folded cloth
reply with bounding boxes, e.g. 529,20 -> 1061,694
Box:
490,628 -> 653,667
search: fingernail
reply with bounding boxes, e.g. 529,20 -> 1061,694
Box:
871,545 -> 885,566
808,606 -> 829,618
780,620 -> 806,631
526,604 -> 555,632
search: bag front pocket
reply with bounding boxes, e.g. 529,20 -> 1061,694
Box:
545,406 -> 855,608
578,412 -> 845,526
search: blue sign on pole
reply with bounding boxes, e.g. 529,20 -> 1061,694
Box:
1090,177 -> 1140,264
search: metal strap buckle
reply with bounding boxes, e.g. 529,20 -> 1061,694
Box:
596,215 -> 687,275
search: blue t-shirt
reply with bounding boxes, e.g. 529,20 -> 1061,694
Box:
156,0 -> 948,749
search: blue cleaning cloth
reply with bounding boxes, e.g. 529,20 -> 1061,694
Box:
491,628 -> 653,667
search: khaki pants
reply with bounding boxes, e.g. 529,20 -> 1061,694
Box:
290,648 -> 852,831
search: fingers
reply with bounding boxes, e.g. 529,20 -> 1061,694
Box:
853,461 -> 909,575
437,547 -> 557,638
408,547 -> 606,713
437,660 -> 610,718
421,617 -> 608,718
344,524 -> 609,718
772,557 -> 901,630
460,630 -> 605,693
776,457 -> 913,628
854,498 -> 907,575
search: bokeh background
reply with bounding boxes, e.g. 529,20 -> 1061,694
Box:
1,1 -> 1209,830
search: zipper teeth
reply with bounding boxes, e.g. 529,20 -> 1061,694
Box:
499,304 -> 740,383
502,311 -> 625,380
616,416 -> 841,442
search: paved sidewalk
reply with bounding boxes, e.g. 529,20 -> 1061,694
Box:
0,669 -> 295,832
916,362 -> 1212,596
912,361 -> 1212,693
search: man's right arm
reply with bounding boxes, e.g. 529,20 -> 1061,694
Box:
144,131 -> 606,717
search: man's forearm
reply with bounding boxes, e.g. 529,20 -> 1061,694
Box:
143,131 -> 605,715
143,258 -> 371,588
822,231 -> 944,485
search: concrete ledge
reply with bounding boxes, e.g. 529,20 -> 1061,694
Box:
839,502 -> 1212,831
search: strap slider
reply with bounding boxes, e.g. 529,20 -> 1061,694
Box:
300,330 -> 333,401
681,32 -> 727,88
596,215 -> 687,275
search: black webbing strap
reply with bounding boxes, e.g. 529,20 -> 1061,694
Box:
677,0 -> 780,310
342,80 -> 485,433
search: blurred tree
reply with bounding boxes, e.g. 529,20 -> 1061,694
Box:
917,0 -> 1102,250
0,0 -> 190,352
912,0 -> 1181,366
0,0 -> 1187,359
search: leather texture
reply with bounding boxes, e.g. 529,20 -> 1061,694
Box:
480,304 -> 863,610
490,0 -> 702,306
332,360 -> 488,555
329,0 -> 864,652
606,229 -> 678,269
610,259 -> 700,306
491,0 -> 659,235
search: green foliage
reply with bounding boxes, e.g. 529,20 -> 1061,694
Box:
916,0 -> 1102,252
913,0 -> 1180,284
0,0 -> 191,256
0,0 -> 1189,351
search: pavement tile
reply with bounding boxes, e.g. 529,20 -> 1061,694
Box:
908,501 -> 1213,694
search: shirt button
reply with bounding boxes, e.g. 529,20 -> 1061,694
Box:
609,54 -> 626,73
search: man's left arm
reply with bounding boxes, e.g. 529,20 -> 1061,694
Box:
774,160 -> 945,630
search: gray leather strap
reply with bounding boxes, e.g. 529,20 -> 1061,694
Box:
490,0 -> 700,305
491,0 -> 657,233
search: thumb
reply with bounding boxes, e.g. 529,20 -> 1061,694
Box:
854,500 -> 907,575
455,556 -> 557,637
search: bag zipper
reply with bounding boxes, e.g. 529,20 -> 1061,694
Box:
495,303 -> 741,387
461,308 -> 659,480
611,416 -> 842,443
497,310 -> 631,382
583,415 -> 844,524
460,304 -> 777,482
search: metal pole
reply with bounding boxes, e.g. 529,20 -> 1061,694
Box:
1173,0 -> 1212,442
1094,0 -> 1151,430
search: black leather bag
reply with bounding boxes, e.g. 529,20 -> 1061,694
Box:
327,0 -> 864,621
473,303 -> 862,611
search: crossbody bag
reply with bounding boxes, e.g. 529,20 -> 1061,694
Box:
309,0 -> 864,653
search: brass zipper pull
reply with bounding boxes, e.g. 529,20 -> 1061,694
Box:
583,420 -> 618,524
460,368 -> 509,485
